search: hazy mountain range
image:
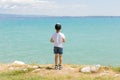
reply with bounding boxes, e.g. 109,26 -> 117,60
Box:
0,14 -> 120,18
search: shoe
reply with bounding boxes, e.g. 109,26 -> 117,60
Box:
54,65 -> 58,70
59,65 -> 63,70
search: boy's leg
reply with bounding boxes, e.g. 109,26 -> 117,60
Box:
55,54 -> 59,65
59,54 -> 63,70
59,54 -> 62,65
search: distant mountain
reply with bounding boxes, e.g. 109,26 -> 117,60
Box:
0,14 -> 23,18
0,14 -> 50,18
0,14 -> 120,18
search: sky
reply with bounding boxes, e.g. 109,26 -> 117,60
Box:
0,0 -> 120,16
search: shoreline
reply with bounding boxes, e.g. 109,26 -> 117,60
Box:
0,61 -> 120,80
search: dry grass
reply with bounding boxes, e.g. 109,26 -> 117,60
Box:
0,64 -> 120,80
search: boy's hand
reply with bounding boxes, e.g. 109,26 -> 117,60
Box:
50,38 -> 54,43
62,38 -> 65,42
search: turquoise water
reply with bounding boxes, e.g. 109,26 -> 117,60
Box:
0,17 -> 120,66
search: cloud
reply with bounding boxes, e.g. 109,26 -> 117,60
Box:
0,0 -> 55,9
0,0 -> 89,16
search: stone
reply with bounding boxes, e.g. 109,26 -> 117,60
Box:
32,69 -> 40,73
81,66 -> 91,73
13,61 -> 25,65
80,64 -> 101,73
91,64 -> 101,72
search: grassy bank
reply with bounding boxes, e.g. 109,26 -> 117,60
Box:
0,64 -> 120,80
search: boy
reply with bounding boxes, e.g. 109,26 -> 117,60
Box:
50,23 -> 66,70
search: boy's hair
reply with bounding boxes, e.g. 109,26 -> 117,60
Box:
55,23 -> 61,30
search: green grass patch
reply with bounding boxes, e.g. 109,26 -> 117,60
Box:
112,66 -> 120,73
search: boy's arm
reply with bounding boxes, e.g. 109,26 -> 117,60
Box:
62,38 -> 65,42
62,34 -> 66,42
50,38 -> 54,43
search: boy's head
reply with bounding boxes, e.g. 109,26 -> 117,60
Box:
55,23 -> 61,31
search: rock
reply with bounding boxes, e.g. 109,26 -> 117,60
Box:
23,68 -> 28,72
91,64 -> 101,72
9,67 -> 15,70
27,65 -> 40,69
13,61 -> 25,65
80,64 -> 101,73
81,66 -> 91,73
32,66 -> 39,69
32,69 -> 40,73
99,72 -> 108,76
114,74 -> 120,77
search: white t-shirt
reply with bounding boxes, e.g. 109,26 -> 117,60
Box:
51,32 -> 65,48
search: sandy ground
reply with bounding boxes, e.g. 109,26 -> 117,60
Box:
0,63 -> 120,78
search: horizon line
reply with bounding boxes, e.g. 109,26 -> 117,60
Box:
0,13 -> 120,17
